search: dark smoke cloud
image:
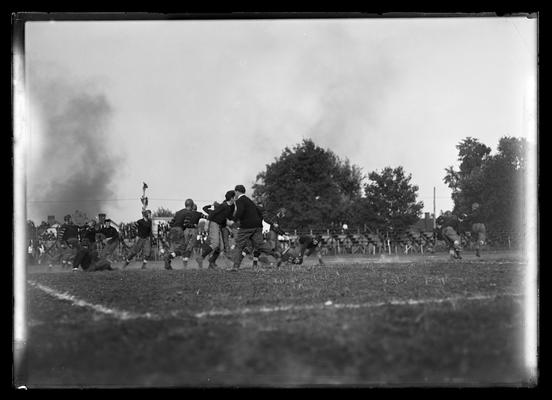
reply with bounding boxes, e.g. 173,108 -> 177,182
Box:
27,65 -> 122,223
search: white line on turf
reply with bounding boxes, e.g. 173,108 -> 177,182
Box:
193,293 -> 524,318
27,281 -> 159,321
27,279 -> 523,322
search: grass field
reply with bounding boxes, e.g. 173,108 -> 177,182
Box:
17,250 -> 535,388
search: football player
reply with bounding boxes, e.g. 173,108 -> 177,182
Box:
436,212 -> 462,260
286,234 -> 325,266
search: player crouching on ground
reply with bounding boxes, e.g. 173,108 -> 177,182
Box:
73,247 -> 114,272
123,209 -> 153,270
72,220 -> 114,272
282,234 -> 325,266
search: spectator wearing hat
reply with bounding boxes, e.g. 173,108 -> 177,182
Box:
196,190 -> 236,269
230,185 -> 281,271
123,209 -> 153,269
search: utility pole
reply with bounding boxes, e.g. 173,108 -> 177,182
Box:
433,187 -> 436,229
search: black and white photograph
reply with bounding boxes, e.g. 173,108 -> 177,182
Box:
13,12 -> 539,388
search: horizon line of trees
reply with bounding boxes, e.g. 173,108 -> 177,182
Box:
35,136 -> 528,235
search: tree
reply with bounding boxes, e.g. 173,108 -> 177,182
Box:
362,166 -> 424,232
444,137 -> 491,212
152,207 -> 174,218
252,138 -> 364,229
443,136 -> 527,232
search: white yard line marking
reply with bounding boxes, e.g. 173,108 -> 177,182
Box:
28,279 -> 523,322
27,281 -> 159,321
193,293 -> 524,318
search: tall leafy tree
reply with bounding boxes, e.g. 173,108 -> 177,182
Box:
444,137 -> 492,212
444,136 -> 527,232
252,139 -> 364,229
362,166 -> 424,232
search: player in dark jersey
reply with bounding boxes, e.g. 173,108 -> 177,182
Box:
283,234 -> 325,266
58,214 -> 81,269
164,199 -> 205,269
466,202 -> 487,257
123,209 -> 153,269
97,217 -> 121,263
75,247 -> 114,272
436,212 -> 462,259
230,185 -> 282,271
72,219 -> 99,271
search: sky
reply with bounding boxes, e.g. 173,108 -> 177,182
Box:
21,16 -> 538,224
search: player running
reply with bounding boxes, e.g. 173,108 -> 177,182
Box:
467,202 -> 487,257
230,185 -> 282,271
123,209 -> 153,269
435,212 -> 463,260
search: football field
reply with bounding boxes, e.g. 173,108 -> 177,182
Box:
19,250 -> 533,387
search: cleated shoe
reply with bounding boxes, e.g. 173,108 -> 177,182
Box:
208,261 -> 218,269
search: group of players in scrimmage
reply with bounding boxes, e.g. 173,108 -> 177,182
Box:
160,185 -> 323,272
57,185 -> 324,272
50,185 -> 486,272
